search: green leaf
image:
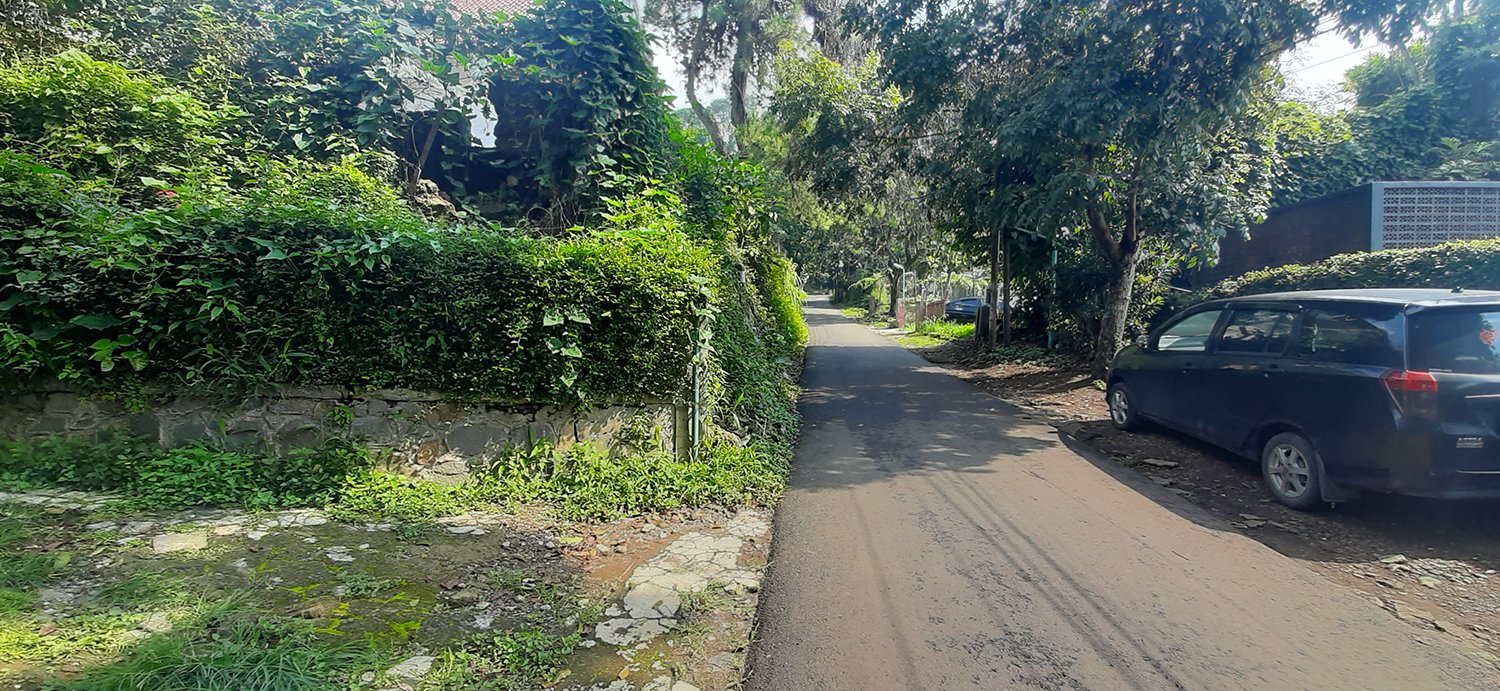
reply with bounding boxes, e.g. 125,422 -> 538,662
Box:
140,177 -> 170,188
15,270 -> 44,286
561,345 -> 583,358
70,314 -> 124,330
543,312 -> 563,327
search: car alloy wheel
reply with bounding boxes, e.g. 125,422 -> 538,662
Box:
1266,443 -> 1311,498
1109,389 -> 1129,426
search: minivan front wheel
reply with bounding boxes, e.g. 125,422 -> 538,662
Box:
1107,382 -> 1141,431
1262,432 -> 1324,510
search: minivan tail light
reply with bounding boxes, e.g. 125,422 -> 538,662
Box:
1382,370 -> 1439,418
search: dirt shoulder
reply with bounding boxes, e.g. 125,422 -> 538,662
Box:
910,337 -> 1500,664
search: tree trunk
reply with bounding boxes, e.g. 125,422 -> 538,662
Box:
1001,228 -> 1012,345
730,18 -> 752,129
685,0 -> 729,153
985,226 -> 1000,346
1091,251 -> 1140,378
887,267 -> 899,317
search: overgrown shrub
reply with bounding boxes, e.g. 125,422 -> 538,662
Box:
1205,238 -> 1500,297
0,154 -> 715,403
0,436 -> 369,509
1164,238 -> 1500,322
0,51 -> 225,189
332,439 -> 789,521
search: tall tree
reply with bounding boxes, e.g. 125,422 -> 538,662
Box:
645,0 -> 795,152
854,0 -> 1445,375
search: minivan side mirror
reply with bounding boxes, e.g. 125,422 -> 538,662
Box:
1135,334 -> 1151,350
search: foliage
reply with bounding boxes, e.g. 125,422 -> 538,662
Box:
2,0 -> 674,224
1189,238 -> 1500,304
478,0 -> 674,227
0,436 -> 370,509
643,0 -> 797,151
428,630 -> 579,690
51,611 -> 385,691
765,47 -> 940,315
1271,3 -> 1500,206
0,153 -> 715,403
335,439 -> 789,522
0,50 -> 226,191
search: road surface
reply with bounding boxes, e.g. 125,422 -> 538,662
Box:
744,298 -> 1499,690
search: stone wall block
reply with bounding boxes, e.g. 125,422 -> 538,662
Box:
3,386 -> 680,482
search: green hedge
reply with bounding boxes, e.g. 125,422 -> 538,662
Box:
1163,239 -> 1500,322
0,153 -> 715,403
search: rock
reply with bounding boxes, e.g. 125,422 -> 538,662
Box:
359,672 -> 376,684
387,655 -> 435,681
1419,576 -> 1443,588
1380,554 -> 1409,564
446,590 -> 483,605
1242,520 -> 1267,529
212,525 -> 243,536
623,582 -> 681,619
1147,475 -> 1173,486
152,532 -> 209,554
246,531 -> 269,541
1140,458 -> 1179,469
37,588 -> 77,605
1237,513 -> 1265,521
324,546 -> 355,563
138,612 -> 173,633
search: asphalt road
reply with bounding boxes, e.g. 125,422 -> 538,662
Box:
743,298 -> 1500,690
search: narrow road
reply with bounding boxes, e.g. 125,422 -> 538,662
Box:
745,298 -> 1499,690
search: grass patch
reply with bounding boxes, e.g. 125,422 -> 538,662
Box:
425,630 -> 579,691
896,333 -> 945,348
839,306 -> 867,319
0,437 -> 369,511
51,611 -> 387,691
332,439 -> 788,522
0,515 -> 70,593
914,319 -> 975,341
334,570 -> 403,598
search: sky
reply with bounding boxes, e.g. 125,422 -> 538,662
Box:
1279,29 -> 1386,106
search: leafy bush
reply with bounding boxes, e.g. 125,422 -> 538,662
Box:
0,51 -> 224,189
0,436 -> 369,509
914,320 -> 975,341
1162,239 -> 1500,323
334,439 -> 789,521
1203,238 -> 1500,297
755,254 -> 810,354
430,630 -> 580,690
0,154 -> 716,403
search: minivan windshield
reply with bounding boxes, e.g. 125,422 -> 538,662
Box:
1410,308 -> 1500,375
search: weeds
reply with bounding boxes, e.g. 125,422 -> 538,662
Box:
0,437 -> 369,510
335,570 -> 401,598
51,611 -> 387,691
426,630 -> 579,690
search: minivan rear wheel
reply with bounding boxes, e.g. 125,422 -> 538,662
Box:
1107,382 -> 1141,431
1262,432 -> 1324,510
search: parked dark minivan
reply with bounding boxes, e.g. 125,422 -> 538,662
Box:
1106,289 -> 1500,509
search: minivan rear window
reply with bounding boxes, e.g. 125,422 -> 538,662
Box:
1410,309 -> 1500,375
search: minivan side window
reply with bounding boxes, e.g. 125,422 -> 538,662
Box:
1156,310 -> 1223,352
1295,307 -> 1402,368
1218,309 -> 1296,355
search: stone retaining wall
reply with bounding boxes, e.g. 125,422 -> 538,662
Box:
0,385 -> 685,483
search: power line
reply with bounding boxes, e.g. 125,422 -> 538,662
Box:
1286,44 -> 1382,75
